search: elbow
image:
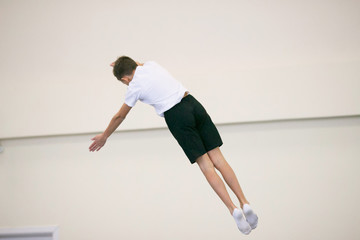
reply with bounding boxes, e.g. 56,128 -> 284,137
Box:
114,114 -> 126,121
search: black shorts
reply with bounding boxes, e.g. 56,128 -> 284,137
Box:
164,94 -> 223,164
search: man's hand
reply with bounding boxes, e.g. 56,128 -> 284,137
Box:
89,133 -> 107,152
89,104 -> 131,152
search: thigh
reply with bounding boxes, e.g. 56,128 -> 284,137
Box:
190,97 -> 223,152
198,114 -> 223,151
169,124 -> 208,164
196,152 -> 215,172
164,97 -> 208,164
207,147 -> 226,169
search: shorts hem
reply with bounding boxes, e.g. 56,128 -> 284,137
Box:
206,142 -> 223,153
189,152 -> 207,164
189,142 -> 223,164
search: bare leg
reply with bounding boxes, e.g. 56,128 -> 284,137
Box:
196,153 -> 237,215
207,147 -> 250,209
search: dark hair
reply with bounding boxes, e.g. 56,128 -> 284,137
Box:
112,56 -> 138,80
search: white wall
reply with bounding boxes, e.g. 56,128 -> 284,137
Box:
1,116 -> 360,240
1,0 -> 360,239
1,0 -> 360,138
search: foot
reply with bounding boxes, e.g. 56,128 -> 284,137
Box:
242,204 -> 258,229
232,208 -> 252,235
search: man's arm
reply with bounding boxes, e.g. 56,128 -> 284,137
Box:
89,103 -> 132,152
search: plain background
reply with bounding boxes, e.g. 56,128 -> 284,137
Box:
0,0 -> 359,138
1,0 -> 360,239
1,117 -> 360,240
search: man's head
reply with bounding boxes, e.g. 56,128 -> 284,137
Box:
112,56 -> 138,85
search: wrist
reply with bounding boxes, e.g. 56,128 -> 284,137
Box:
102,132 -> 110,139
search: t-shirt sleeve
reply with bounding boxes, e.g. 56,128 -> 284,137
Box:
124,83 -> 141,107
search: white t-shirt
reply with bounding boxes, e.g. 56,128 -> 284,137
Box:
124,61 -> 188,117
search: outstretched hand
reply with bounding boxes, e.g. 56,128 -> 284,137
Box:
89,133 -> 107,152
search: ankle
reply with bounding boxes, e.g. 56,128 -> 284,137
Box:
229,205 -> 237,215
240,201 -> 250,209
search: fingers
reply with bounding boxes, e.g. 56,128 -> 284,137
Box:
89,140 -> 97,151
90,144 -> 100,152
89,141 -> 96,149
89,145 -> 99,152
89,134 -> 106,152
89,136 -> 99,151
89,141 -> 104,152
89,144 -> 96,152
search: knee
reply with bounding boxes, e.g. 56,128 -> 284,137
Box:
196,154 -> 215,173
208,147 -> 225,169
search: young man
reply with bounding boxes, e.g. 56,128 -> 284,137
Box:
89,56 -> 258,234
